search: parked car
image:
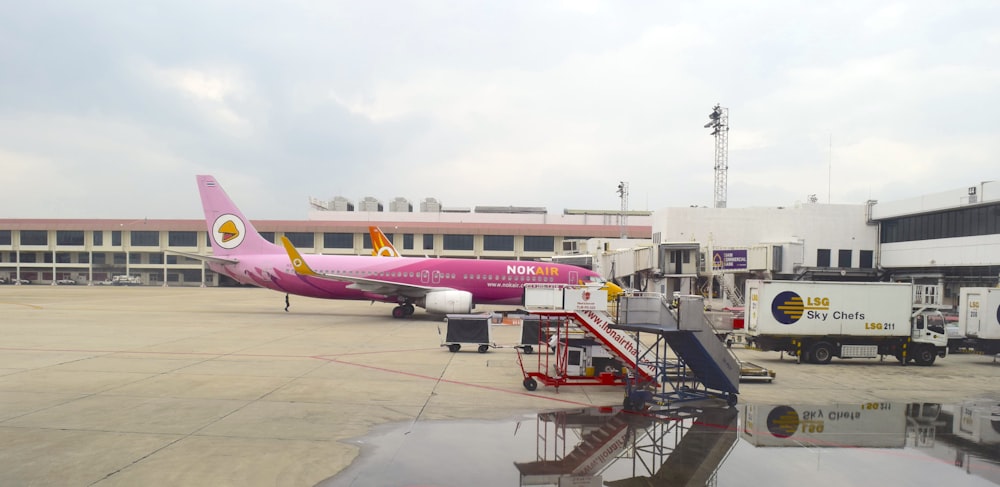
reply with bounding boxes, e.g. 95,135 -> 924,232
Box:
56,279 -> 77,285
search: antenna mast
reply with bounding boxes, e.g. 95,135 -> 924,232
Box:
704,104 -> 730,208
617,181 -> 629,239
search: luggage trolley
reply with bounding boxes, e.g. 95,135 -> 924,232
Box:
516,313 -> 626,391
439,313 -> 494,353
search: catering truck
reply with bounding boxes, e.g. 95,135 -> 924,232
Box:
957,287 -> 1000,355
745,280 -> 948,365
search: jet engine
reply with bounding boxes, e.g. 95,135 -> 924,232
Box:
419,290 -> 474,315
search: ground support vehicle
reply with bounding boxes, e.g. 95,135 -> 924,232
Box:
738,362 -> 775,382
745,280 -> 948,365
439,314 -> 494,353
516,284 -> 659,392
515,315 -> 627,391
613,294 -> 741,411
958,287 -> 1000,356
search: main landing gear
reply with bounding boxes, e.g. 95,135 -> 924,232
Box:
392,303 -> 415,319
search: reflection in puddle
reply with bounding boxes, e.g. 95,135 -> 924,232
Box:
317,400 -> 1000,487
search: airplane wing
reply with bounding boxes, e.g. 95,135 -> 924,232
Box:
280,236 -> 434,298
164,250 -> 240,265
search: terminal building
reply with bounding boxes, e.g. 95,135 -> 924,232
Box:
1,181 -> 997,311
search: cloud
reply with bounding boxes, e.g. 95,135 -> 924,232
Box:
0,1 -> 996,218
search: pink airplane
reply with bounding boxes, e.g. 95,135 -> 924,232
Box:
189,175 -> 620,318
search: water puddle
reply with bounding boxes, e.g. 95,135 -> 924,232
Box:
317,400 -> 1000,487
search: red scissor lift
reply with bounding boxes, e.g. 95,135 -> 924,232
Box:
516,313 -> 627,391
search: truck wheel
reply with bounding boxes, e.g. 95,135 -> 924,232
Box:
913,346 -> 936,366
478,344 -> 490,353
448,344 -> 461,353
810,342 -> 834,364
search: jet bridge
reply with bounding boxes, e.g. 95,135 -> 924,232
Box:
613,294 -> 741,408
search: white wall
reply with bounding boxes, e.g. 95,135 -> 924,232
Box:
652,204 -> 877,268
871,180 -> 999,219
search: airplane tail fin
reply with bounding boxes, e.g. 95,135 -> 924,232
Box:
369,226 -> 400,257
196,175 -> 282,256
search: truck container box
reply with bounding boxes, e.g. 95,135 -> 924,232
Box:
746,280 -> 913,338
960,288 -> 1000,341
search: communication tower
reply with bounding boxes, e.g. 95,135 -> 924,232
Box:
616,181 -> 629,239
704,104 -> 729,208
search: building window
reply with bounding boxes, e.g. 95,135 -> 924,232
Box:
363,231 -> 395,251
483,235 -> 514,251
20,230 -> 47,246
131,231 -> 160,247
323,233 -> 353,249
93,253 -> 106,264
859,250 -> 874,268
168,231 -> 198,247
56,230 -> 85,246
149,253 -> 163,265
0,230 -> 10,245
92,231 -> 103,246
879,202 -> 1000,243
260,232 -> 275,244
112,231 -> 122,246
817,249 -> 831,267
285,232 -> 314,248
78,252 -> 89,264
56,252 -> 72,263
114,253 -> 126,265
423,234 -> 434,250
524,236 -> 554,252
403,234 -> 414,250
129,253 -> 142,264
443,234 -> 474,251
838,249 -> 852,268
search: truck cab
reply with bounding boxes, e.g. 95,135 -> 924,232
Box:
909,309 -> 949,364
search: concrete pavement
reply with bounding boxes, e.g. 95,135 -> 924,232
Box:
1,286 -> 997,486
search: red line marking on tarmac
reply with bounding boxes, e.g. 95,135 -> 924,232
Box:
0,346 -> 593,406
313,354 -> 592,407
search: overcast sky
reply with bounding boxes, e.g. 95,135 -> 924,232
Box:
1,1 -> 997,220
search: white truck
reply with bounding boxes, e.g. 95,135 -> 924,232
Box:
745,280 -> 948,365
957,287 -> 1000,355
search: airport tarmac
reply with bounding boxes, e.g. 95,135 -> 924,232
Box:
1,286 -> 998,486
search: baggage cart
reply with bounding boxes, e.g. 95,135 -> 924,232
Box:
439,314 -> 494,353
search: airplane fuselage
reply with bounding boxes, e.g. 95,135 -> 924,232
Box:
209,253 -> 595,305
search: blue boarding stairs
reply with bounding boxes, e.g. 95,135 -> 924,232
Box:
612,294 -> 741,410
